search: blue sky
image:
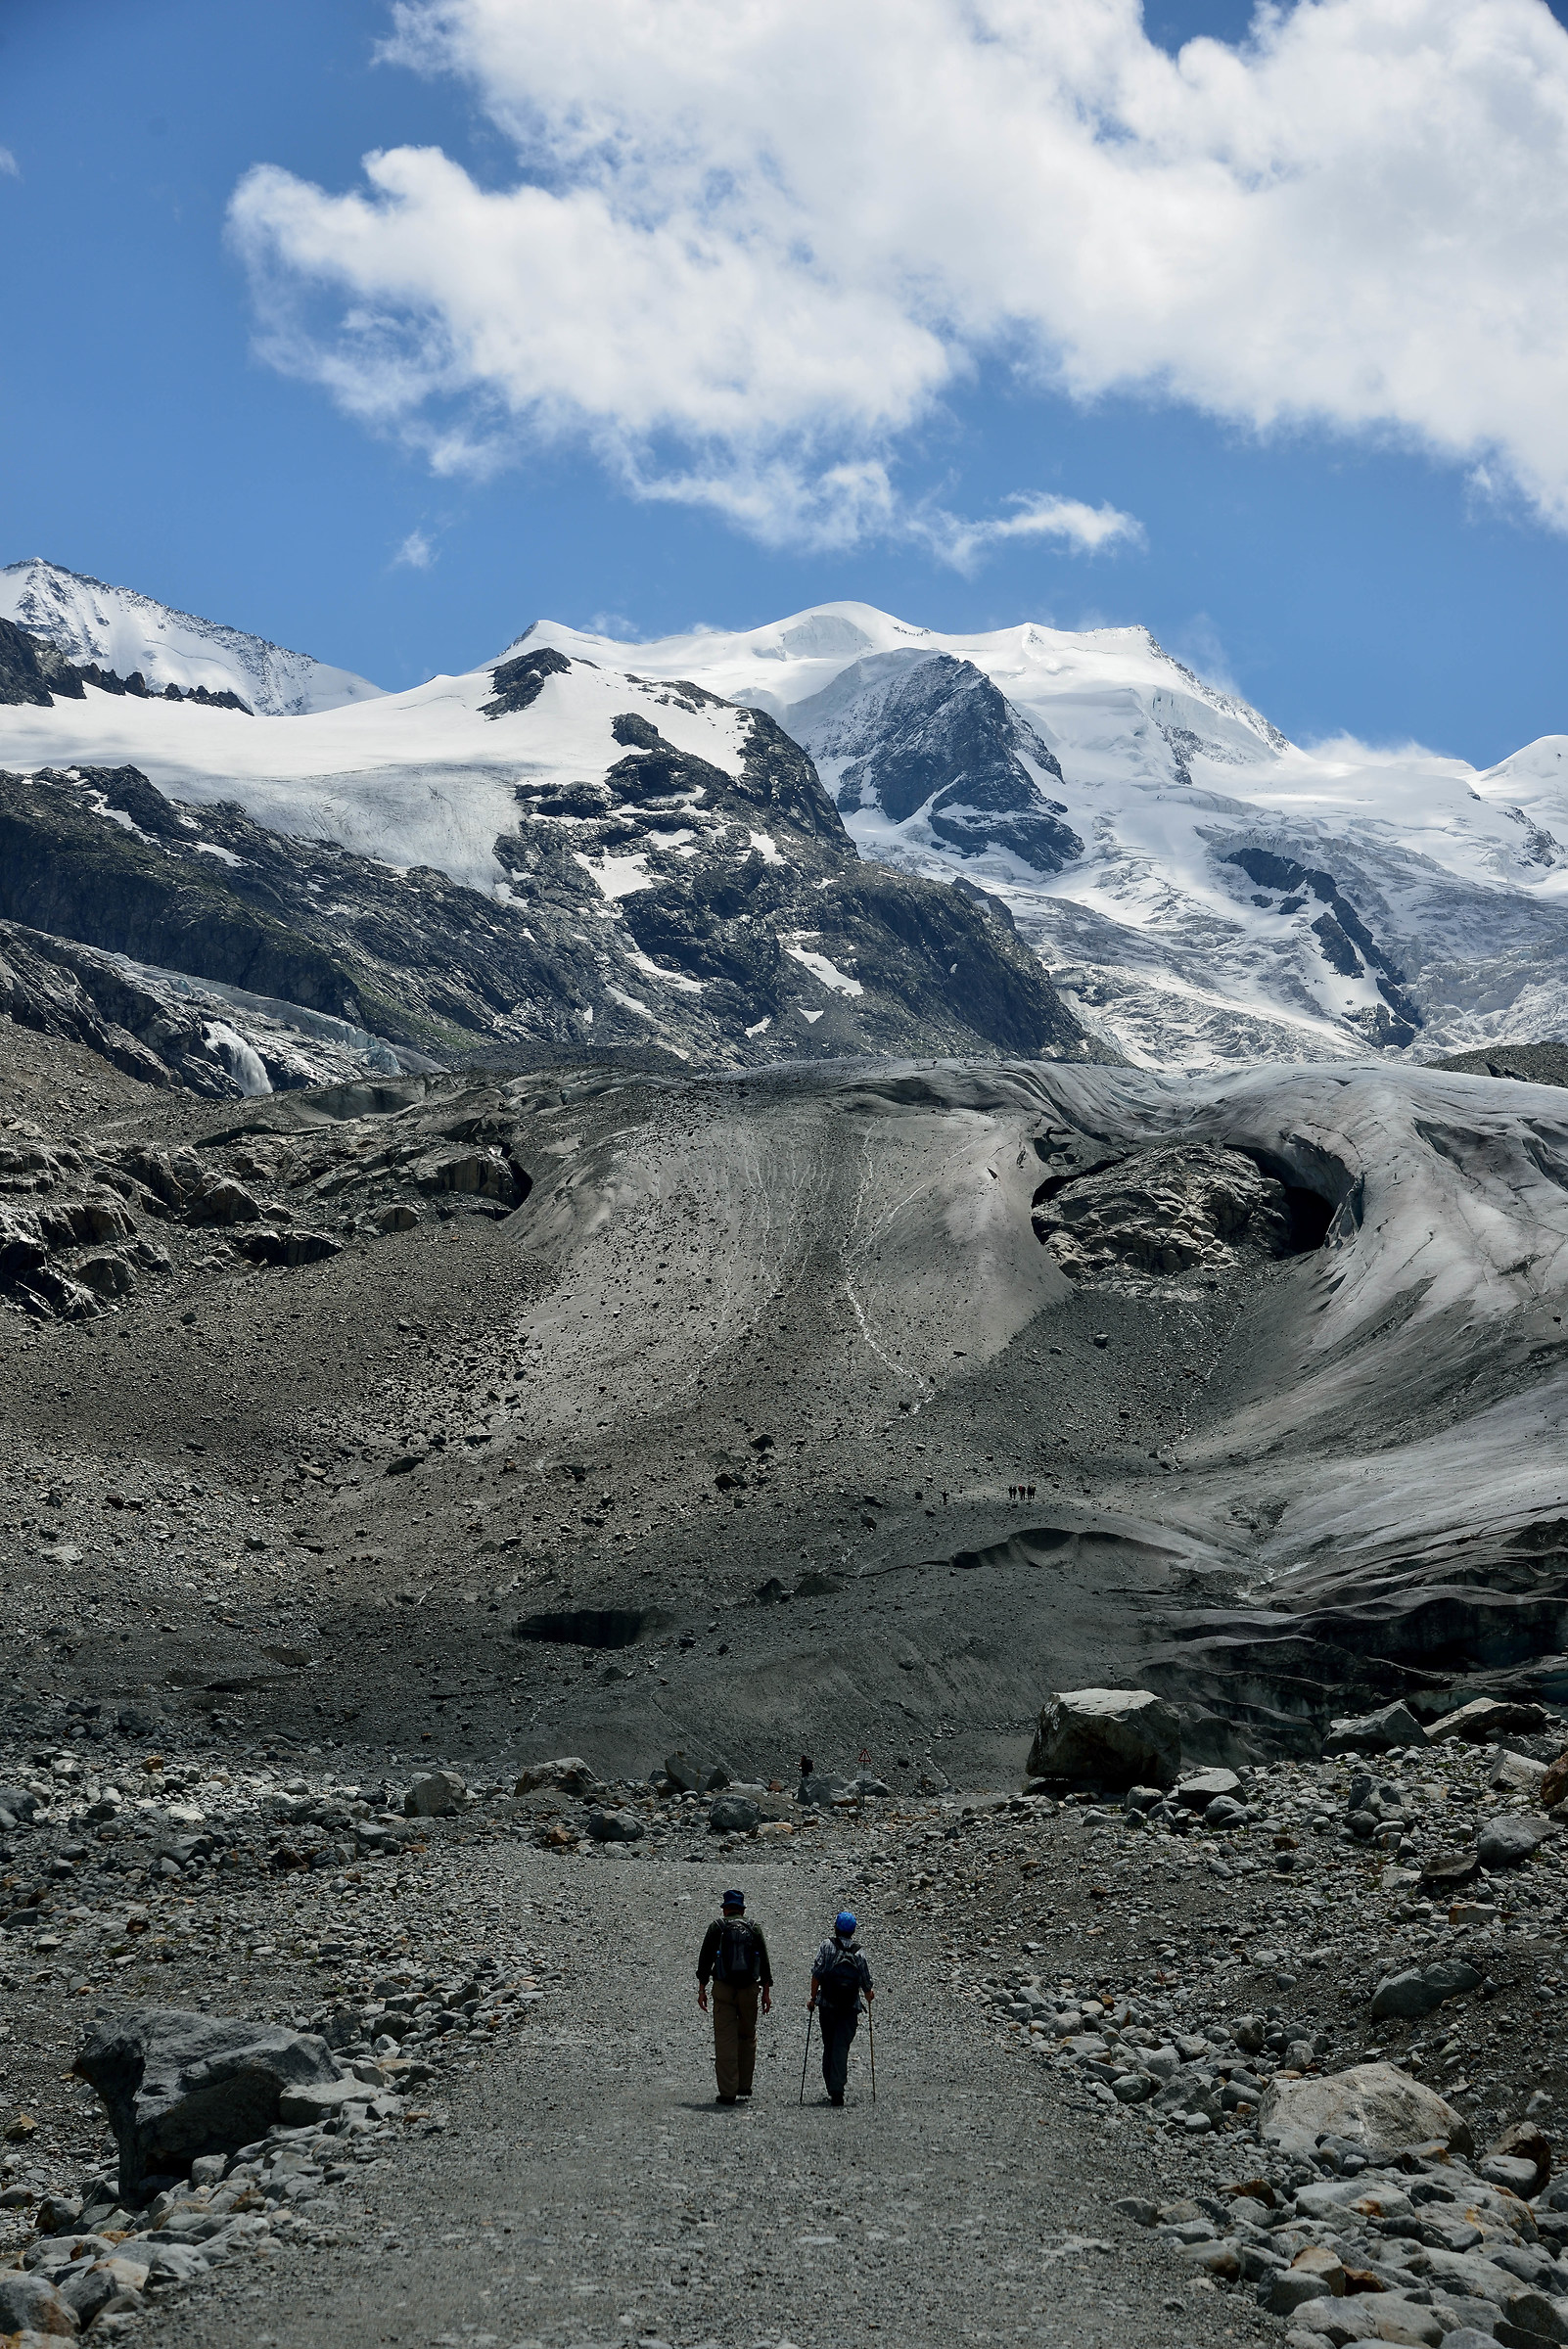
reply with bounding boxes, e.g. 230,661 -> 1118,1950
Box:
2,0 -> 1566,766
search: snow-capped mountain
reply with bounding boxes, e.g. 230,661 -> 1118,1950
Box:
0,622 -> 1085,1086
513,603 -> 1568,1069
0,559 -> 384,716
3,573 -> 1566,1073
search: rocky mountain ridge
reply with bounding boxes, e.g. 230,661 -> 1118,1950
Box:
0,622 -> 1092,1093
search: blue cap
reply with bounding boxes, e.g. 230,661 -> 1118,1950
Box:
722,1889 -> 745,1909
835,1910 -> 857,1937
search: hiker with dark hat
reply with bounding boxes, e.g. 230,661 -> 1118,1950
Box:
697,1888 -> 772,2104
809,1909 -> 873,2105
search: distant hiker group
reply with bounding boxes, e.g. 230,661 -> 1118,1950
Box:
696,1891 -> 874,2106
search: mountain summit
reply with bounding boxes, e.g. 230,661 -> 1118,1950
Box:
0,558 -> 384,716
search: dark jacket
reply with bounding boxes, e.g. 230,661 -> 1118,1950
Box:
698,1913 -> 773,1988
812,1936 -> 873,2013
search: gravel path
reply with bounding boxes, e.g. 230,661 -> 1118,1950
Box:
141,1846 -> 1222,2349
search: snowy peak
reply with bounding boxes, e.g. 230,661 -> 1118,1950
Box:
0,559 -> 385,717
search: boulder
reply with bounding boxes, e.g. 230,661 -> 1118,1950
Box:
1205,1794 -> 1249,1829
1491,1750 -> 1548,1796
0,2272 -> 79,2336
403,1769 -> 465,1819
514,1757 -> 603,1799
665,1749 -> 728,1794
1478,1813 -> 1553,1866
1420,1848 -> 1481,1896
1369,1958 -> 1483,2021
1323,1701 -> 1426,1756
186,1176 -> 261,1225
1541,1749 -> 1568,1811
1025,1687 -> 1180,1788
1500,2288 -> 1568,2346
1259,2061 -> 1473,2163
277,2077 -> 368,2123
235,1227 -> 343,1268
72,2005 -> 344,2201
798,1773 -> 851,1808
586,1807 -> 645,1843
1429,1698 -> 1552,1745
1176,1767 -> 1241,1809
709,1794 -> 761,1833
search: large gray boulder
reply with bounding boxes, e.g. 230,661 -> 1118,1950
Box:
1429,1697 -> 1551,1745
1478,1812 -> 1553,1866
1323,1700 -> 1427,1755
1026,1687 -> 1180,1788
709,1793 -> 761,1833
73,2005 -> 344,2201
1370,1958 -> 1483,2021
1259,2059 -> 1472,2163
404,1769 -> 465,1819
586,1806 -> 645,1842
514,1756 -> 603,1798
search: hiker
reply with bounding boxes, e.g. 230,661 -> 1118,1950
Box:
809,1908 -> 873,2105
697,1888 -> 772,2104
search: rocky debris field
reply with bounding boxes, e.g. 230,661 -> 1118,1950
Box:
9,1693 -> 1568,2347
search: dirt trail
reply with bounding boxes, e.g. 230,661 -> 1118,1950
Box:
144,1847 -> 1245,2349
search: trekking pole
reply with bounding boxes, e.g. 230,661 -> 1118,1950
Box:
799,2006 -> 813,2105
869,2005 -> 877,2106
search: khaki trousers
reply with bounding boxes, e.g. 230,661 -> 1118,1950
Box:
712,1980 -> 760,2097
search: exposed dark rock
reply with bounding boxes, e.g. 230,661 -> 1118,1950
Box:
0,614 -> 84,707
1032,1142 -> 1320,1277
1222,846 -> 1422,1044
830,654 -> 1084,873
481,642 -> 573,717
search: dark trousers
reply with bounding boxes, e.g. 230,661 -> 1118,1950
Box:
819,2005 -> 858,2099
713,1981 -> 760,2097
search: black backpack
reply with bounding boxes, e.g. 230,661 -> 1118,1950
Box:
816,1941 -> 862,2014
713,1918 -> 761,1986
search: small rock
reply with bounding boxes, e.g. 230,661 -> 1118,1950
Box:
1489,2119 -> 1552,2191
1176,1768 -> 1241,1809
1429,1697 -> 1551,1744
513,1758 -> 603,1798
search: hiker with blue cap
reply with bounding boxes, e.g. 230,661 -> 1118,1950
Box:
697,1887 -> 772,2104
808,1910 -> 874,2105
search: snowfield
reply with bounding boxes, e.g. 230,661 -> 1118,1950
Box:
4,573 -> 1565,1067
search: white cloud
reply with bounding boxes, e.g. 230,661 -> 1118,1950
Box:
918,493 -> 1145,573
392,527 -> 437,569
228,0 -> 1568,546
0,148 -> 20,181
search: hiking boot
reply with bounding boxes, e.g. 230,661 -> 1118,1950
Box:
736,2090 -> 752,2101
829,2092 -> 844,2105
715,2094 -> 737,2105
